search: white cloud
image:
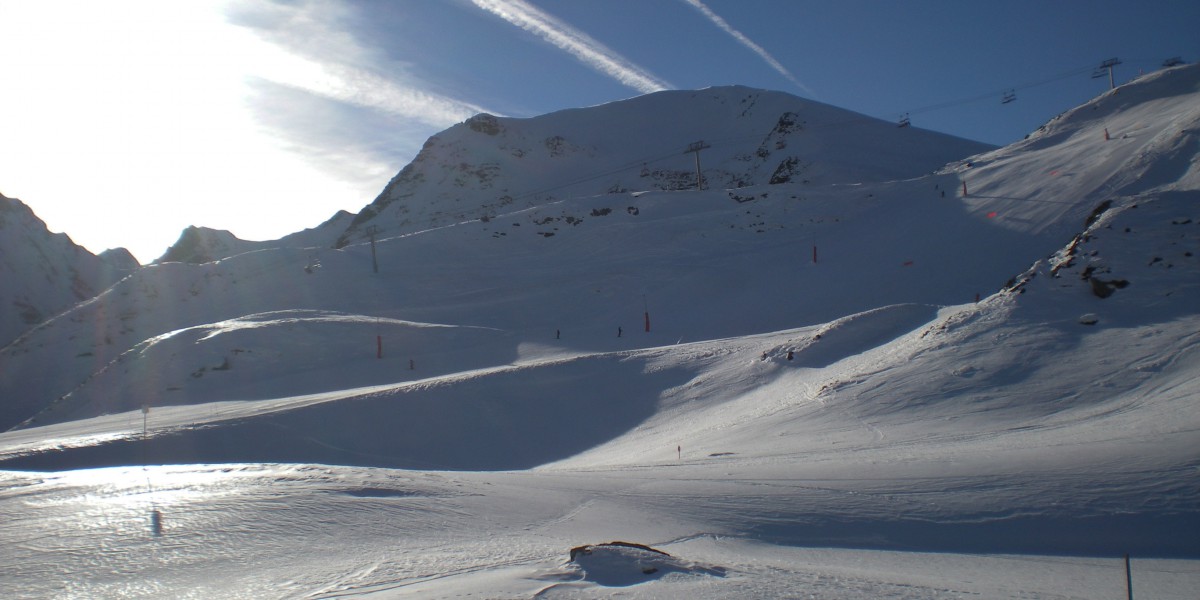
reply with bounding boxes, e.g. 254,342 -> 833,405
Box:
472,0 -> 671,94
681,0 -> 815,97
0,0 -> 488,262
226,0 -> 489,126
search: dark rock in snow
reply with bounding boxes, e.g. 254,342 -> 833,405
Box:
1088,276 -> 1130,298
567,542 -> 725,587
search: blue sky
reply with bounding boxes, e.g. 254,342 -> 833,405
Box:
1,0 -> 1197,263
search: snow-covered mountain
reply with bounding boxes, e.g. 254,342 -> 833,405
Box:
152,87 -> 989,265
0,86 -> 1000,431
1,67 -> 1198,598
154,210 -> 355,264
148,87 -> 989,266
334,86 -> 991,248
155,225 -> 268,265
0,193 -> 137,347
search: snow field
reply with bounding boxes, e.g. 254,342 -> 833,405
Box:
1,65 -> 1198,598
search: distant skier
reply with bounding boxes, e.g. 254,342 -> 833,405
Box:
786,350 -> 794,361
617,327 -> 623,338
556,329 -> 561,339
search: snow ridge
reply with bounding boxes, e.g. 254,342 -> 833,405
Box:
1,65 -> 1198,598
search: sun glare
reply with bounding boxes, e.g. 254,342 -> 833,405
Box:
0,1 -> 377,262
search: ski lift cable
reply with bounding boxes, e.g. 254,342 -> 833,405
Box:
706,62 -> 1098,133
580,64 -> 1093,159
1123,56 -> 1186,68
484,61 -> 1142,205
905,64 -> 1096,117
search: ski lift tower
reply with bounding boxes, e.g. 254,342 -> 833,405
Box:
1099,57 -> 1122,90
684,140 -> 710,191
366,225 -> 380,274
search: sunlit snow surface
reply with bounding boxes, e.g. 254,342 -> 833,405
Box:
2,461 -> 1198,598
3,67 -> 1200,597
3,301 -> 1197,597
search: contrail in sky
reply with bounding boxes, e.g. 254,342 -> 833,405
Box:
472,0 -> 671,94
681,0 -> 815,97
227,0 -> 491,126
260,53 -> 489,126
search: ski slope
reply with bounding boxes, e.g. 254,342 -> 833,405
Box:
1,65 -> 1198,598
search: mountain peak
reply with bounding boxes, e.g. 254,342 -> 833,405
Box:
336,85 -> 992,247
157,225 -> 257,264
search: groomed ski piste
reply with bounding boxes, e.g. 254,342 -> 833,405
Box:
1,66 -> 1198,598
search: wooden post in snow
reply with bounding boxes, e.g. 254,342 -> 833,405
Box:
1125,554 -> 1133,600
643,294 -> 650,332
